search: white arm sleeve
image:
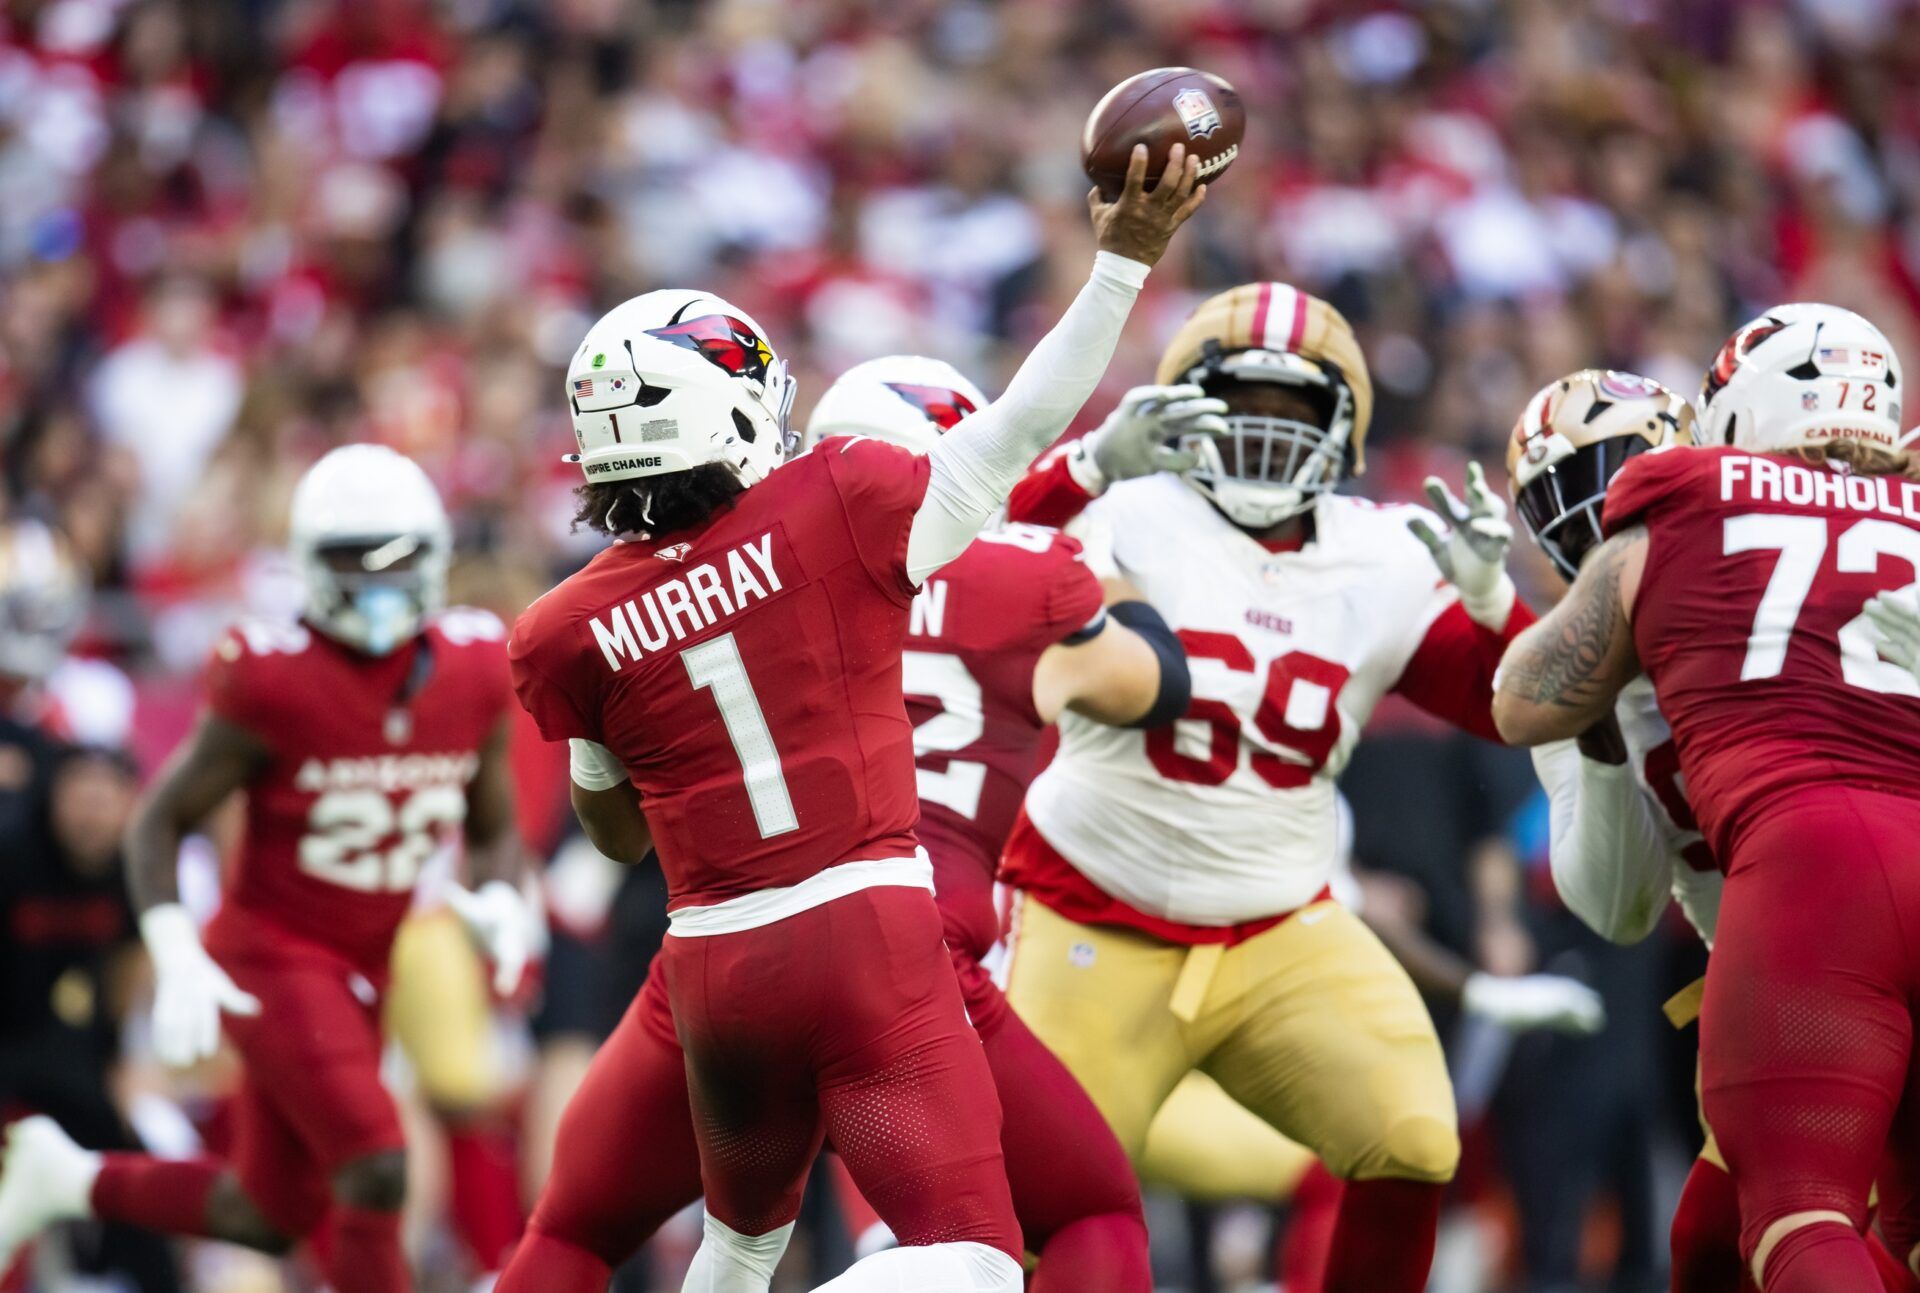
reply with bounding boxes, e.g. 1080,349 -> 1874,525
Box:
906,251 -> 1151,583
569,738 -> 628,792
1531,739 -> 1677,945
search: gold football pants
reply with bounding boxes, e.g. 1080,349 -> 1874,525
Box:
1005,894 -> 1459,1187
386,909 -> 497,1115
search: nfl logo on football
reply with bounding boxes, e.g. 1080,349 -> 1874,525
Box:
1173,87 -> 1223,139
1802,389 -> 1820,411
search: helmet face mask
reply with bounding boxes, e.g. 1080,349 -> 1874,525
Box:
1177,350 -> 1355,528
1515,433 -> 1659,580
0,520 -> 86,683
1155,284 -> 1372,531
1508,369 -> 1693,581
290,446 -> 451,656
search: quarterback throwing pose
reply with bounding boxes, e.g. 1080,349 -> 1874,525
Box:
1496,304 -> 1920,1292
1001,282 -> 1536,1293
506,146 -> 1202,1293
498,354 -> 1190,1293
0,445 -> 535,1292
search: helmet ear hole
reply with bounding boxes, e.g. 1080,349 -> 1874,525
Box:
733,409 -> 756,443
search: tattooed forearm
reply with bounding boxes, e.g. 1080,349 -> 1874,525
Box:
1504,541 -> 1630,706
1493,528 -> 1645,743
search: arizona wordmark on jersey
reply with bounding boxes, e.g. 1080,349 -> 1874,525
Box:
203,609 -> 513,978
1016,474 -> 1464,927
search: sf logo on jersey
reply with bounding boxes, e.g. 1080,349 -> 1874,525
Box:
645,310 -> 775,383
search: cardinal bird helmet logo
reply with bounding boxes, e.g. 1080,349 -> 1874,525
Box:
884,383 -> 980,431
645,308 -> 776,385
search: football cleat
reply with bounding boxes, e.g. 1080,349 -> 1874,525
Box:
0,1117 -> 101,1271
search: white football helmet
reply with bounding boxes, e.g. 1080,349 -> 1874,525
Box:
289,445 -> 451,656
565,290 -> 796,488
1697,303 -> 1904,455
804,355 -> 988,455
0,519 -> 87,682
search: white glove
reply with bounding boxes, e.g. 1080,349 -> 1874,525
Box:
1864,586 -> 1920,684
447,880 -> 543,996
141,903 -> 260,1067
1407,462 -> 1517,629
1462,971 -> 1606,1035
1065,385 -> 1228,496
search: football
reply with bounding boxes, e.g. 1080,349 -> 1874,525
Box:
1081,67 -> 1245,199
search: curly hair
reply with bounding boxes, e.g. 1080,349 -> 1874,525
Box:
1785,440 -> 1920,480
572,464 -> 747,538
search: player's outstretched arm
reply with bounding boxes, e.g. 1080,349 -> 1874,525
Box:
1408,462 -> 1520,630
905,143 -> 1206,583
1032,595 -> 1190,727
1493,526 -> 1647,744
123,714 -> 271,1064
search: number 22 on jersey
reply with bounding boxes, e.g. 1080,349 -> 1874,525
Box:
1725,512 -> 1920,695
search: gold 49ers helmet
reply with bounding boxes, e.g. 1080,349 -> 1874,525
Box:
1508,369 -> 1693,581
1155,283 -> 1373,527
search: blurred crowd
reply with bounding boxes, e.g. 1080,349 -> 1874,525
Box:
5,0 -> 1919,1288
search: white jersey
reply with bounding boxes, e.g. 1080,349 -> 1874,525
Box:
1024,475 -> 1461,926
1531,675 -> 1721,946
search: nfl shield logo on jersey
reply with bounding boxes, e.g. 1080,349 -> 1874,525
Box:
1173,87 -> 1223,139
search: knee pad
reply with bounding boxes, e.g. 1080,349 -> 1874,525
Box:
1352,1115 -> 1459,1184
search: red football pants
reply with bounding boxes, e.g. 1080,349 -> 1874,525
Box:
216,945 -> 407,1236
1701,786 -> 1920,1276
504,897 -> 1147,1290
662,886 -> 1020,1255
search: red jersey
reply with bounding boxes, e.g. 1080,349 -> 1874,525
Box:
1604,446 -> 1920,860
203,609 -> 513,978
903,524 -> 1104,957
510,438 -> 934,911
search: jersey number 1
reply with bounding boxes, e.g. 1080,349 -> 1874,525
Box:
1725,513 -> 1920,695
684,632 -> 800,838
